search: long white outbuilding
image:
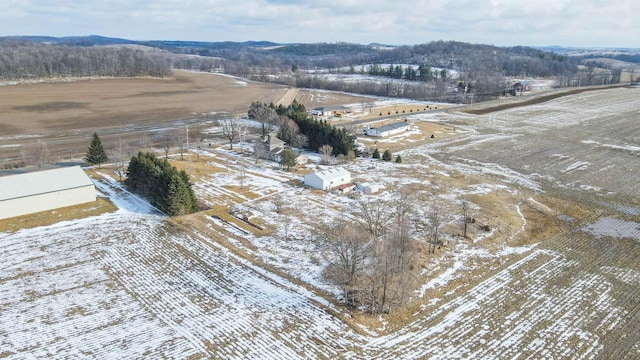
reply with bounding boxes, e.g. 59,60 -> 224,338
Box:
0,166 -> 96,220
303,167 -> 351,190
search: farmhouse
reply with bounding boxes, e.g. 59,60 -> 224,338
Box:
254,133 -> 286,162
0,166 -> 96,220
363,122 -> 411,137
254,133 -> 308,165
310,105 -> 351,118
303,167 -> 351,190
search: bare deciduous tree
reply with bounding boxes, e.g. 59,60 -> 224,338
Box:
425,205 -> 443,254
272,194 -> 287,214
358,199 -> 390,241
138,134 -> 151,152
364,196 -> 416,314
155,131 -> 174,159
219,117 -> 241,150
292,134 -> 309,153
176,127 -> 187,161
28,140 -> 49,169
112,139 -> 130,182
278,117 -> 300,145
318,219 -> 370,307
248,102 -> 278,137
319,144 -> 333,165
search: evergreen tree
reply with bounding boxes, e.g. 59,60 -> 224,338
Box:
405,66 -> 417,80
279,147 -> 298,171
164,172 -> 197,216
418,63 -> 432,81
125,152 -> 197,216
85,132 -> 108,169
383,149 -> 392,161
372,148 -> 380,159
395,155 -> 402,163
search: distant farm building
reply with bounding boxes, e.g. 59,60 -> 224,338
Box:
304,167 -> 351,190
310,105 -> 351,118
0,166 -> 96,220
363,122 -> 411,137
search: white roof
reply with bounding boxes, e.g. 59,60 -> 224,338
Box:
312,167 -> 350,181
0,166 -> 94,201
376,122 -> 410,133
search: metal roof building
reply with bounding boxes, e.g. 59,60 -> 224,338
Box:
364,122 -> 411,137
303,167 -> 351,190
0,166 -> 96,220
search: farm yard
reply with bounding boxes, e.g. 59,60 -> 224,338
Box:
1,73 -> 639,359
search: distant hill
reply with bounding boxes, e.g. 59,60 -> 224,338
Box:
3,35 -> 133,46
2,35 -> 637,102
1,35 -> 281,50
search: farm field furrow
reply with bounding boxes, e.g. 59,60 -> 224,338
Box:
450,87 -> 639,199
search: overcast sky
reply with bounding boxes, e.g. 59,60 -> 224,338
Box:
2,0 -> 639,48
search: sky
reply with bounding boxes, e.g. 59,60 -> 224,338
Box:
2,0 -> 639,48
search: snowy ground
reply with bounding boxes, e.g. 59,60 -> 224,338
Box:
3,177 -> 638,359
2,87 -> 639,358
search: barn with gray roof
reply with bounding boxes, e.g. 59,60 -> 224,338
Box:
0,166 -> 96,220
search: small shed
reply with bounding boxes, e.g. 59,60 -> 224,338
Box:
303,167 -> 351,190
364,122 -> 411,137
355,182 -> 384,194
337,183 -> 356,194
0,166 -> 96,220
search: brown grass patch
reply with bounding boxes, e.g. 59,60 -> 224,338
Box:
169,155 -> 227,183
364,103 -> 447,119
0,197 -> 117,233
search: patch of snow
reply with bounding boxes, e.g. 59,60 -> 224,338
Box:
562,161 -> 590,173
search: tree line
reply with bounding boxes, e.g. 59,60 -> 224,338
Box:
125,152 -> 198,216
0,40 -> 172,80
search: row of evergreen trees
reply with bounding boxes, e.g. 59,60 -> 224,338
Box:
125,152 -> 198,216
352,62 -> 445,81
271,100 -> 357,156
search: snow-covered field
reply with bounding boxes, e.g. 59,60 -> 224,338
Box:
2,86 -> 639,358
3,178 -> 638,359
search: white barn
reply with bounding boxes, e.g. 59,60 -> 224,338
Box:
303,167 -> 351,190
364,122 -> 411,137
0,166 -> 96,220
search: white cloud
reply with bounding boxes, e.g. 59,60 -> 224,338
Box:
1,0 -> 639,47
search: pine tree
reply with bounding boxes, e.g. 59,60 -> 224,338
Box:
395,155 -> 402,163
85,132 -> 108,169
372,148 -> 380,159
125,152 -> 198,216
279,147 -> 298,171
383,149 -> 392,161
